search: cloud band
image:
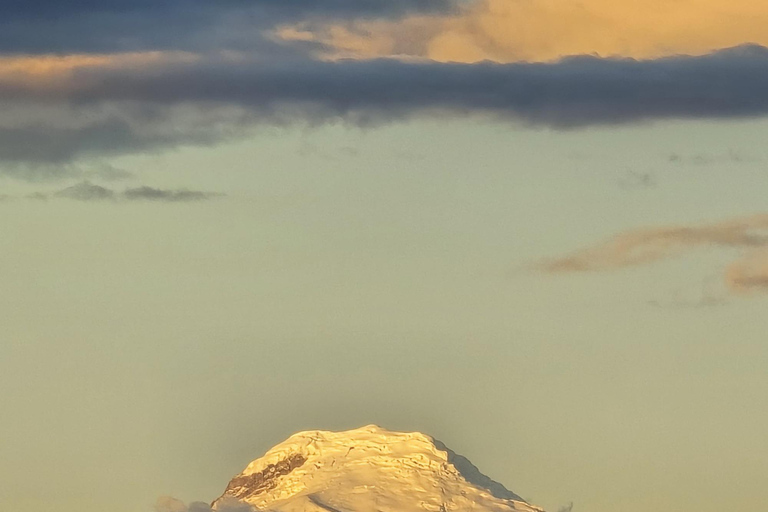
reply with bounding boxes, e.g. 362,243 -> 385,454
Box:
3,45 -> 768,168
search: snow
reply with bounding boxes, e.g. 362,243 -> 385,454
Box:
212,425 -> 545,512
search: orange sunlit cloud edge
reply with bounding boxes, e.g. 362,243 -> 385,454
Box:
539,214 -> 768,295
275,0 -> 768,63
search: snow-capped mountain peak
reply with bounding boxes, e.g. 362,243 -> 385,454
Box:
212,425 -> 545,512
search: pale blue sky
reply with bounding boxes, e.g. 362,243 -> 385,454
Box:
2,118 -> 767,512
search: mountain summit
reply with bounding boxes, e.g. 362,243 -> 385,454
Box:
212,425 -> 546,512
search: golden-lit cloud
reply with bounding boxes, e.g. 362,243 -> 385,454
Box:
277,0 -> 768,62
541,215 -> 768,273
0,51 -> 205,106
540,214 -> 768,296
0,51 -> 198,88
726,251 -> 768,293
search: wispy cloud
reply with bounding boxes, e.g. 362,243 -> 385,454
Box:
155,496 -> 254,512
26,192 -> 49,201
155,497 -> 188,512
541,214 -> 768,273
647,295 -> 728,309
540,213 -> 768,296
123,186 -> 220,202
725,251 -> 768,293
667,149 -> 758,166
155,496 -> 253,512
27,182 -> 222,203
0,158 -> 134,183
618,170 -> 656,190
646,275 -> 729,309
56,181 -> 115,201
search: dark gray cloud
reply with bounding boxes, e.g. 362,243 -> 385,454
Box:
3,44 -> 768,173
55,181 -> 116,201
31,182 -> 221,202
0,111 -> 237,166
0,0 -> 456,54
123,186 -> 219,202
4,0 -> 451,20
28,44 -> 768,119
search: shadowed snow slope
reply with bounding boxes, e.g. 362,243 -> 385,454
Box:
212,425 -> 545,512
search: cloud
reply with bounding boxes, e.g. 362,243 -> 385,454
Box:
0,102 -> 245,167
31,182 -> 221,203
646,274 -> 729,309
55,181 -> 116,201
3,0 -> 452,22
188,503 -> 218,512
667,150 -> 758,166
155,496 -> 254,512
26,192 -> 48,201
280,0 -> 768,63
618,170 -> 656,190
725,252 -> 768,293
155,497 -> 188,512
123,186 -> 220,202
541,214 -> 768,297
11,0 -> 768,63
85,163 -> 135,182
3,44 -> 768,172
540,214 -> 768,273
0,160 -> 134,182
647,294 -> 728,309
0,0 -> 456,55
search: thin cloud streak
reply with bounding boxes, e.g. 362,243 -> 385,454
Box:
123,186 -> 221,202
56,181 -> 115,201
27,182 -> 223,203
541,214 -> 768,296
541,214 -> 768,273
667,149 -> 759,166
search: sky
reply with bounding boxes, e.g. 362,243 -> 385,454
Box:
1,2 -> 768,512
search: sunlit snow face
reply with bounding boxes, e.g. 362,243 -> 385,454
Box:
212,426 -> 543,512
